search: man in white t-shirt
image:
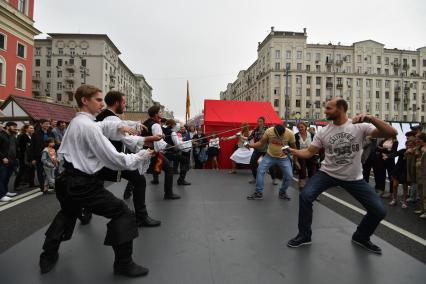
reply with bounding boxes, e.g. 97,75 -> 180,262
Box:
287,98 -> 397,254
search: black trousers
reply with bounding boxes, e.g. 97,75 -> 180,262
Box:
177,151 -> 191,181
121,170 -> 147,217
362,156 -> 379,185
375,157 -> 395,193
42,168 -> 138,255
14,158 -> 35,188
150,154 -> 174,195
250,150 -> 276,179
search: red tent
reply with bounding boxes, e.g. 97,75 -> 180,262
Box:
203,100 -> 283,169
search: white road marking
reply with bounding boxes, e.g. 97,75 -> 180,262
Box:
292,177 -> 426,247
0,188 -> 43,212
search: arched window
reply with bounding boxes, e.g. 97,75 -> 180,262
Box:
16,63 -> 26,90
0,56 -> 5,85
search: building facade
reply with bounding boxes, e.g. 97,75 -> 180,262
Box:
0,0 -> 40,101
220,28 -> 426,122
32,33 -> 156,111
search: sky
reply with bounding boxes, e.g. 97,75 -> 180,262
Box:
34,0 -> 426,118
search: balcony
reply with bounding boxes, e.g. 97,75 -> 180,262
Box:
394,96 -> 400,102
335,60 -> 343,66
32,84 -> 41,91
63,85 -> 74,93
336,83 -> 343,89
394,86 -> 401,92
404,87 -> 410,93
65,63 -> 76,72
325,60 -> 333,66
326,82 -> 333,88
32,76 -> 41,82
65,75 -> 75,82
109,71 -> 116,79
392,63 -> 400,68
403,64 -> 410,70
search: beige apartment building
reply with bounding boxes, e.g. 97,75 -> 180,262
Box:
32,33 -> 155,111
220,28 -> 426,122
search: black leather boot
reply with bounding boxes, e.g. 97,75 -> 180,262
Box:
113,241 -> 149,277
39,239 -> 60,274
136,211 -> 161,227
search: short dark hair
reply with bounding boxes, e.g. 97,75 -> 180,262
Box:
38,119 -> 49,125
160,118 -> 167,123
104,91 -> 125,107
336,98 -> 348,112
405,130 -> 416,137
5,121 -> 17,128
75,84 -> 102,108
274,124 -> 285,136
45,137 -> 55,146
148,105 -> 161,118
258,117 -> 265,122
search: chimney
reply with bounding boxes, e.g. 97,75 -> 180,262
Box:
303,28 -> 307,35
271,26 -> 275,32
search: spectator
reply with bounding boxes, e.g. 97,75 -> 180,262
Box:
192,127 -> 208,169
0,122 -> 19,202
376,136 -> 398,198
30,119 -> 54,191
361,136 -> 379,184
41,138 -> 58,193
208,133 -> 220,170
413,132 -> 426,218
405,131 -> 418,202
294,122 -> 317,189
222,123 -> 253,174
389,140 -> 414,208
51,120 -> 66,149
14,124 -> 35,190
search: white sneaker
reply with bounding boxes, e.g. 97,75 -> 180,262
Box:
0,196 -> 12,202
6,192 -> 17,197
420,213 -> 426,219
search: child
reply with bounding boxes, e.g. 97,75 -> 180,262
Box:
41,138 -> 58,194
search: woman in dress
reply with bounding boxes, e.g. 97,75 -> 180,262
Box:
222,123 -> 253,174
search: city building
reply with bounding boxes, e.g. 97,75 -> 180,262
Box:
0,0 -> 40,101
32,33 -> 156,111
220,28 -> 426,122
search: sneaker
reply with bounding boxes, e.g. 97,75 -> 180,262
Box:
351,237 -> 382,254
420,213 -> 426,219
6,192 -> 17,197
272,179 -> 278,185
414,210 -> 424,215
279,192 -> 291,200
287,235 -> 312,248
401,203 -> 408,209
247,192 -> 263,200
389,199 -> 397,206
0,196 -> 12,202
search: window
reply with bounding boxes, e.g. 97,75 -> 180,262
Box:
81,59 -> 86,67
316,89 -> 321,97
306,76 -> 311,84
0,33 -> 5,50
35,59 -> 40,67
15,64 -> 26,89
296,89 -> 301,96
316,77 -> 321,85
376,80 -> 381,88
385,80 -> 390,88
275,62 -> 280,71
57,70 -> 62,78
285,63 -> 291,70
296,75 -> 302,84
18,0 -> 27,14
412,59 -> 416,67
58,48 -> 63,55
17,43 -> 26,58
306,88 -> 311,96
385,57 -> 389,65
315,65 -> 320,72
297,63 -> 302,71
315,53 -> 321,61
275,50 -> 280,59
47,59 -> 51,67
357,55 -> 362,63
0,56 -> 5,85
58,59 -> 62,66
274,99 -> 279,107
385,91 -> 389,99
47,48 -> 51,56
306,65 -> 310,71
296,100 -> 301,107
376,102 -> 380,111
70,48 -> 75,56
345,55 -> 351,63
297,51 -> 302,59
35,47 -> 41,56
47,71 -> 51,78
345,66 -> 351,73
376,91 -> 380,98
57,82 -> 62,90
367,56 -> 371,64
57,93 -> 62,102
423,59 -> 426,67
46,82 -> 50,91
286,50 -> 292,59
376,56 -> 381,64
306,53 -> 311,61
356,90 -> 361,98
35,70 -> 40,78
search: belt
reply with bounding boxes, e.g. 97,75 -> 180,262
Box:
63,160 -> 98,177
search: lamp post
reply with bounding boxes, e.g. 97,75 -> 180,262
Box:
284,68 -> 289,125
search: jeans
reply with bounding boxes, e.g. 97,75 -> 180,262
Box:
250,150 -> 276,180
255,154 -> 292,194
298,171 -> 386,241
0,160 -> 18,198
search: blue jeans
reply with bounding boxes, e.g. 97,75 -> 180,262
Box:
298,171 -> 386,241
0,160 -> 18,198
255,154 -> 293,194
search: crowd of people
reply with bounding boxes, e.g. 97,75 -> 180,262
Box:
0,118 -> 67,202
1,85 -> 425,278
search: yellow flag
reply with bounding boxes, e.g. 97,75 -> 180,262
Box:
186,80 -> 190,123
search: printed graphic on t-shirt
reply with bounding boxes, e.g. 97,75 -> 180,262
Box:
327,132 -> 361,165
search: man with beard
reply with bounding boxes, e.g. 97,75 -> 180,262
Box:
96,91 -> 161,227
0,122 -> 19,202
287,97 -> 397,254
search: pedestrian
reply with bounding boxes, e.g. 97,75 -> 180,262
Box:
247,123 -> 295,200
192,127 -> 208,169
222,123 -> 253,174
0,122 -> 19,202
39,84 -> 153,277
208,133 -> 220,170
14,124 -> 35,190
376,136 -> 398,198
287,98 -> 396,254
294,121 -> 317,189
413,132 -> 426,218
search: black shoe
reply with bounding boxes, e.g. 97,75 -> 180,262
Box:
247,192 -> 263,200
151,180 -> 159,185
279,192 -> 291,200
39,252 -> 59,274
114,261 -> 149,277
137,216 -> 161,227
351,235 -> 382,254
287,235 -> 312,248
177,179 -> 191,186
164,193 -> 181,200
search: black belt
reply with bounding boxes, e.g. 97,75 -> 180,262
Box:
63,160 -> 98,177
